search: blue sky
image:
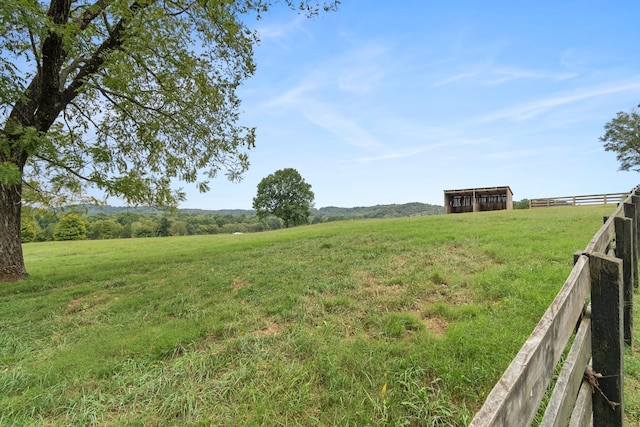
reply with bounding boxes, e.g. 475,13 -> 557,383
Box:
182,0 -> 640,210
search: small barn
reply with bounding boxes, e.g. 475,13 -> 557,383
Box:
443,186 -> 513,214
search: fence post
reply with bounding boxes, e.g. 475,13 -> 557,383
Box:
589,252 -> 624,426
614,213 -> 634,346
632,194 -> 640,283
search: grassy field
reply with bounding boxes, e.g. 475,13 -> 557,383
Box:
627,301 -> 640,426
1,205 -> 638,425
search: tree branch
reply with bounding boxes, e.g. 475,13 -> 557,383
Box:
93,86 -> 143,130
94,84 -> 170,115
161,0 -> 197,17
43,0 -> 71,74
27,22 -> 42,76
57,2 -> 144,119
67,100 -> 102,131
33,152 -> 93,182
58,57 -> 87,91
102,10 -> 113,34
73,0 -> 112,30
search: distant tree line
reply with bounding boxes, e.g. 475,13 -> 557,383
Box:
20,209 -> 277,243
513,199 -> 530,209
20,202 -> 446,242
315,202 -> 444,219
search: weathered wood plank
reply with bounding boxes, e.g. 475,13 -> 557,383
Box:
633,195 -> 640,265
540,312 -> 591,427
614,213 -> 634,346
569,380 -> 594,427
469,255 -> 591,427
589,252 -> 624,426
585,215 -> 616,254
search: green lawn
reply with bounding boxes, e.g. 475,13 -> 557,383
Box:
1,205 -> 638,425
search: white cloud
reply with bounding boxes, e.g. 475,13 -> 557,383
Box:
355,146 -> 430,163
337,66 -> 384,94
259,79 -> 385,151
355,137 -> 491,163
255,15 -> 308,41
432,71 -> 482,88
335,45 -> 390,94
485,68 -> 578,85
433,66 -> 577,88
485,146 -> 564,160
474,79 -> 640,124
262,79 -> 320,109
300,101 -> 385,150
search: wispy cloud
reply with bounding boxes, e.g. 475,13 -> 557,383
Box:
485,68 -> 578,85
256,43 -> 396,149
262,79 -> 320,109
260,78 -> 385,151
432,70 -> 482,88
337,68 -> 384,94
302,102 -> 385,150
332,44 -> 390,94
355,146 -> 431,163
355,137 -> 490,163
337,64 -> 386,94
433,65 -> 577,88
474,79 -> 640,124
484,146 -> 564,160
255,15 -> 308,41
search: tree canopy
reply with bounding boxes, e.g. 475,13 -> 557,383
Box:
0,0 -> 338,281
53,212 -> 87,240
600,104 -> 640,172
252,168 -> 314,228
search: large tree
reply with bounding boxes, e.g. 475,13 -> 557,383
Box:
601,104 -> 640,172
0,0 -> 338,281
253,167 -> 314,228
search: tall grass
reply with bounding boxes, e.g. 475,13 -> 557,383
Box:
0,206 -> 631,425
625,290 -> 640,426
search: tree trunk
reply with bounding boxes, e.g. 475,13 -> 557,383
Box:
0,0 -> 73,282
0,181 -> 28,282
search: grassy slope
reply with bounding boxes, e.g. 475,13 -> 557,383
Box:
1,205 -> 637,425
627,292 -> 640,426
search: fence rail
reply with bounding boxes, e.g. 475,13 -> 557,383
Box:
470,186 -> 639,426
529,193 -> 629,209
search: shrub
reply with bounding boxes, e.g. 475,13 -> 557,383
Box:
54,213 -> 87,241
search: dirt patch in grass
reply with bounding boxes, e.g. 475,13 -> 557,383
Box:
68,296 -> 87,307
361,282 -> 413,311
423,283 -> 476,307
231,277 -> 250,292
362,283 -> 405,297
253,322 -> 281,336
413,309 -> 449,337
66,293 -> 106,314
423,315 -> 449,337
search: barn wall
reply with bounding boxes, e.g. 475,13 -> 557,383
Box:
443,187 -> 513,214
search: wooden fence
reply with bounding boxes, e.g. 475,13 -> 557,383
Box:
470,186 -> 639,426
530,193 -> 629,209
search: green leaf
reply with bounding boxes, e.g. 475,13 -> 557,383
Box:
0,162 -> 21,185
